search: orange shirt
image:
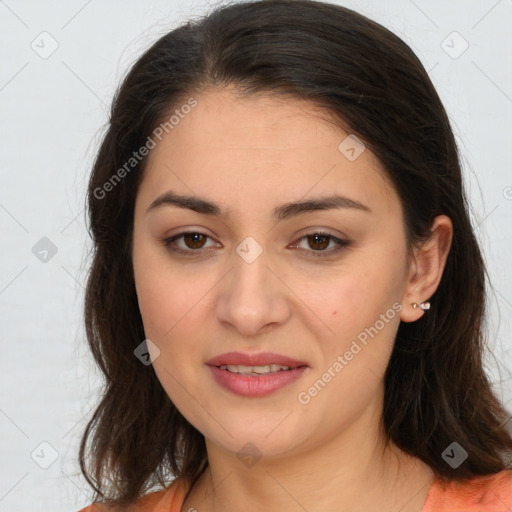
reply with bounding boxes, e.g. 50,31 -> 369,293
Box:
78,469 -> 512,511
422,469 -> 512,511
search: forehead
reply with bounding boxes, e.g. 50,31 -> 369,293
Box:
153,87 -> 356,155
137,86 -> 399,220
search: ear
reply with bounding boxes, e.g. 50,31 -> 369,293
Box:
400,215 -> 453,323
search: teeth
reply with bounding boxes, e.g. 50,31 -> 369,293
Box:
219,364 -> 292,374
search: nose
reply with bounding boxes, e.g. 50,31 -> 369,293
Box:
215,243 -> 291,337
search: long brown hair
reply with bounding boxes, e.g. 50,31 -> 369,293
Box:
79,0 -> 512,506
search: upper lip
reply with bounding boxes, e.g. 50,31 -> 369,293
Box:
206,351 -> 308,368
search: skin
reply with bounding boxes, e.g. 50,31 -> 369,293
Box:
131,86 -> 453,512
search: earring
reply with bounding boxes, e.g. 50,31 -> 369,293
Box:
411,301 -> 430,310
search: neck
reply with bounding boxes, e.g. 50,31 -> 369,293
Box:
181,395 -> 435,512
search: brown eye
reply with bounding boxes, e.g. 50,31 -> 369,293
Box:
162,230 -> 350,258
162,231 -> 218,255
293,232 -> 350,257
182,233 -> 207,249
306,234 -> 331,251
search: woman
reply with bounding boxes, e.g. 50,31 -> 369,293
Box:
78,0 -> 512,510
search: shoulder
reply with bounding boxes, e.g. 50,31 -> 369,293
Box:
77,477 -> 188,512
423,469 -> 512,512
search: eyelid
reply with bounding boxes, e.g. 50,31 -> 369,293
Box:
161,229 -> 351,258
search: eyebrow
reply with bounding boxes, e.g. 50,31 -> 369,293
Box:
146,190 -> 371,221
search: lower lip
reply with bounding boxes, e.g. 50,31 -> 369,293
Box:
208,365 -> 308,397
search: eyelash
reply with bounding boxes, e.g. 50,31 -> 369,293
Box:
161,231 -> 350,258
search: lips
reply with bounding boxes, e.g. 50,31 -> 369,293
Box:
205,351 -> 308,368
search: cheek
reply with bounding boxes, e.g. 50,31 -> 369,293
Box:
133,235 -> 201,332
295,274 -> 401,423
310,261 -> 404,374
135,266 -> 208,340
133,260 -> 226,438
133,252 -> 222,375
316,263 -> 401,330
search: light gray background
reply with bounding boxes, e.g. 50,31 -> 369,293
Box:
1,0 -> 511,510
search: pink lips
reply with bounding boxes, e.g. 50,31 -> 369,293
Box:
205,351 -> 307,368
205,351 -> 309,397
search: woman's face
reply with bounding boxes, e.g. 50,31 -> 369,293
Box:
132,87 -> 415,459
